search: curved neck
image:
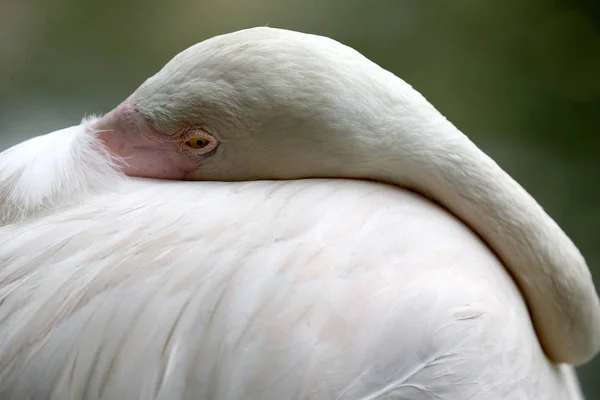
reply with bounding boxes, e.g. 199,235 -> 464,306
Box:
364,100 -> 600,365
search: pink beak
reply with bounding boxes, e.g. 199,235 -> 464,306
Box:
90,100 -> 199,180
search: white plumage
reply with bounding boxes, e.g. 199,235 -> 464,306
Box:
0,128 -> 584,398
0,27 -> 597,399
0,122 -> 121,225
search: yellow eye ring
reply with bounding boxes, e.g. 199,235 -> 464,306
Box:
186,137 -> 211,149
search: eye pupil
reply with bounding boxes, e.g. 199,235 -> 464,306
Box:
196,140 -> 203,146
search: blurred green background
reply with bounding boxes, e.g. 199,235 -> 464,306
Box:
1,0 -> 599,396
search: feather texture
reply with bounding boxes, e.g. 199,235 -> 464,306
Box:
0,125 -> 584,399
0,116 -> 124,225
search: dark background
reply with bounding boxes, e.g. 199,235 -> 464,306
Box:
1,0 -> 598,396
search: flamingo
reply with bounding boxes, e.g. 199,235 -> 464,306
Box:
0,27 -> 597,398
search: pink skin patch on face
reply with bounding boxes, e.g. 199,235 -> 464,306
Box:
89,100 -> 214,180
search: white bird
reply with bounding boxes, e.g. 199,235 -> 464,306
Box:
0,162 -> 586,398
0,27 -> 597,398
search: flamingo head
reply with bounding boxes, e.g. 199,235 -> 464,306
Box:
92,27 -> 426,183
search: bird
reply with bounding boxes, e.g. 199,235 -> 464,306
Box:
0,129 -> 586,398
90,27 -> 600,365
0,26 -> 597,398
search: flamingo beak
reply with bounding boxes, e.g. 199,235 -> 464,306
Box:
90,100 -> 197,180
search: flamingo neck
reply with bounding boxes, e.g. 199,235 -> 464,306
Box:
362,101 -> 600,365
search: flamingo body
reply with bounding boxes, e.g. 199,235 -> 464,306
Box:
0,27 -> 597,399
0,176 -> 583,399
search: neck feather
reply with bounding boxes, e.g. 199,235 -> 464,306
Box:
364,98 -> 600,365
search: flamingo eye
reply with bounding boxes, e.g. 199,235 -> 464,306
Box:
186,137 -> 210,149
